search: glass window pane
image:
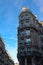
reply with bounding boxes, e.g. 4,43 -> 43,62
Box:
20,31 -> 25,35
21,40 -> 24,44
26,30 -> 30,35
28,48 -> 31,51
26,39 -> 31,42
26,38 -> 31,44
21,48 -> 25,52
21,15 -> 29,20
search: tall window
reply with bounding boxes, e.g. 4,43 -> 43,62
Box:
20,31 -> 25,36
20,48 -> 25,52
26,38 -> 31,45
26,30 -> 30,35
19,22 -> 23,28
27,48 -> 31,51
41,35 -> 43,43
23,22 -> 26,27
26,22 -> 29,26
27,48 -> 31,54
21,40 -> 24,44
20,39 -> 24,45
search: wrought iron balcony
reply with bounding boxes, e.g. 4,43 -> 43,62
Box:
18,23 -> 40,32
32,50 -> 42,57
18,47 -> 32,56
20,16 -> 29,21
18,51 -> 32,57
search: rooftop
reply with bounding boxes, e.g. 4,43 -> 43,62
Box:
21,6 -> 31,13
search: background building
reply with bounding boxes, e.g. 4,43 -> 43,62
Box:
0,37 -> 14,65
40,21 -> 43,26
17,7 -> 43,65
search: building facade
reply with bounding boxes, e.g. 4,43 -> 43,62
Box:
17,7 -> 43,65
0,37 -> 14,65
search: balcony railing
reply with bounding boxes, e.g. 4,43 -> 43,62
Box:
18,50 -> 32,56
20,16 -> 29,21
18,23 -> 30,29
18,23 -> 40,31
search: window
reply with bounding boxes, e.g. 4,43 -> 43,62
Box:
0,47 -> 2,51
24,21 -> 29,27
21,15 -> 29,20
20,39 -> 25,46
24,20 -> 29,27
20,31 -> 25,36
41,36 -> 43,42
26,30 -> 30,35
21,39 -> 24,44
26,38 -> 31,42
24,22 -> 26,27
19,22 -> 23,28
26,38 -> 31,45
20,48 -> 25,52
26,22 -> 29,26
27,48 -> 31,51
27,48 -> 31,54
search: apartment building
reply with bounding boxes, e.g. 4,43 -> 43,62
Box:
17,7 -> 43,65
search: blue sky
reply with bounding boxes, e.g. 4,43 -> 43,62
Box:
0,0 -> 43,63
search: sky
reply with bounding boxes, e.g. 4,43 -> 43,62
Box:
0,0 -> 43,63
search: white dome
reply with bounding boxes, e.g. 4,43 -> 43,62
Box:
21,6 -> 30,12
